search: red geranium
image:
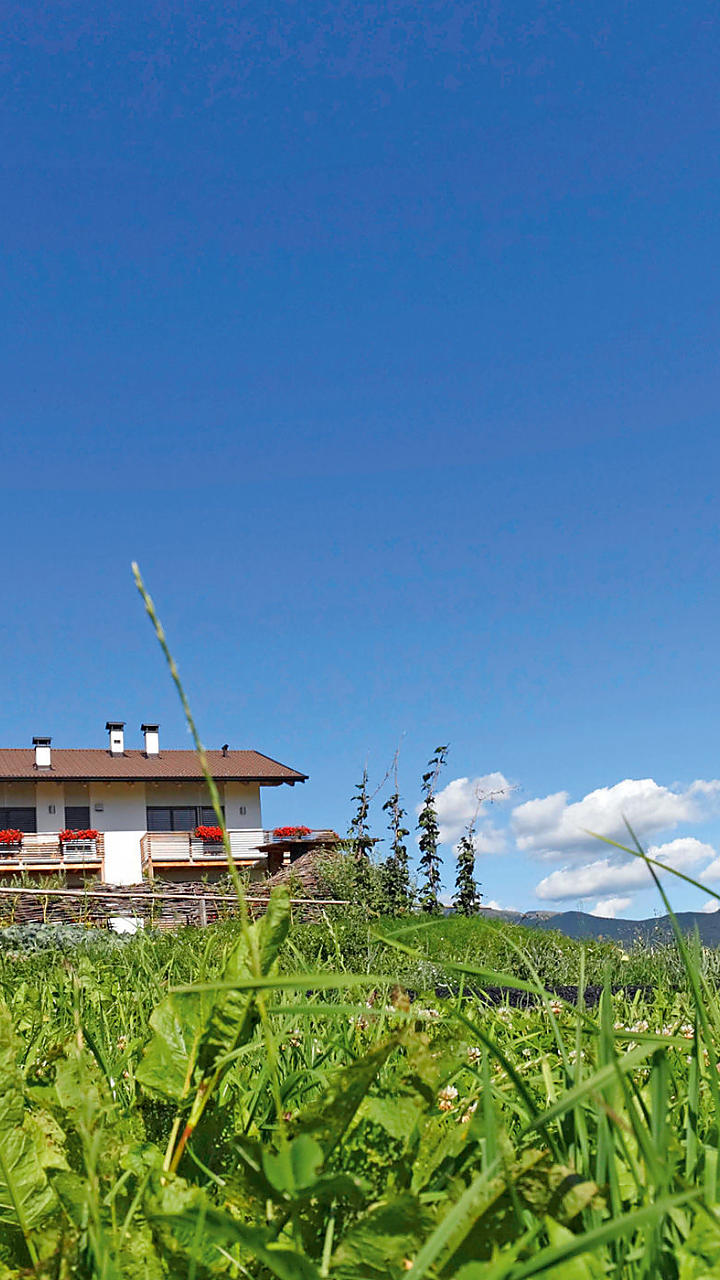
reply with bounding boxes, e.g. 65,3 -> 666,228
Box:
0,830 -> 22,846
59,829 -> 99,842
195,825 -> 225,842
273,826 -> 311,840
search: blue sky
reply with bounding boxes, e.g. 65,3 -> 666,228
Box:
3,2 -> 720,917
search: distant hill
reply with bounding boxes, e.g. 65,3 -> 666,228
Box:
476,907 -> 720,945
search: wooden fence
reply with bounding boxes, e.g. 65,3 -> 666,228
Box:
0,883 -> 347,929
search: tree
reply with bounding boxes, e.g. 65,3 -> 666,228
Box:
382,761 -> 412,913
454,822 -> 482,915
453,779 -> 510,915
347,766 -> 373,899
417,745 -> 449,914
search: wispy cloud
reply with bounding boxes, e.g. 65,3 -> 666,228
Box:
434,772 -> 513,853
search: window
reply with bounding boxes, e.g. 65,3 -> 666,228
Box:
146,806 -> 224,832
65,806 -> 91,830
0,808 -> 36,833
199,806 -> 223,826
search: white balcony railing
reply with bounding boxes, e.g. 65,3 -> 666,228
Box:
141,829 -> 272,870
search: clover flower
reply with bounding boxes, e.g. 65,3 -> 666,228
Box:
437,1085 -> 459,1112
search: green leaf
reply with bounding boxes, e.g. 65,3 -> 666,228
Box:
677,1208 -> 720,1279
360,1094 -> 423,1141
294,1035 -> 400,1157
135,990 -> 214,1102
150,1202 -> 322,1279
506,1193 -> 699,1280
262,1135 -> 324,1196
452,1236 -> 533,1280
51,1169 -> 89,1230
137,890 -> 291,1102
540,1219 -> 606,1278
332,1196 -> 427,1278
54,1051 -> 105,1128
405,1149 -> 547,1278
0,1008 -> 58,1249
200,888 -> 291,1072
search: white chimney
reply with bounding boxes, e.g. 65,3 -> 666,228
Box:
141,723 -> 159,756
106,721 -> 125,754
33,737 -> 51,768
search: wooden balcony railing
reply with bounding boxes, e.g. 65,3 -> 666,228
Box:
0,834 -> 104,874
140,829 -> 271,877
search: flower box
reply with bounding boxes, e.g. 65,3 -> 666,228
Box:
272,826 -> 311,841
0,829 -> 22,854
59,829 -> 99,844
194,825 -> 225,844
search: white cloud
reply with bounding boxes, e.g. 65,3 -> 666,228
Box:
701,859 -> 720,882
484,899 -> 519,913
434,772 -> 512,852
535,837 -> 717,902
591,896 -> 632,918
512,778 -> 720,862
651,837 -> 717,870
701,900 -> 720,913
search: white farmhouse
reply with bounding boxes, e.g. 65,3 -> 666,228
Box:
0,723 -> 307,884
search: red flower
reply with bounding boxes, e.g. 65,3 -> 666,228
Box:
59,829 -> 99,842
0,829 -> 22,846
272,826 -> 311,840
194,826 -> 225,842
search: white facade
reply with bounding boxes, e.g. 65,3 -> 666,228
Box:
0,730 -> 306,886
1,777 -> 268,884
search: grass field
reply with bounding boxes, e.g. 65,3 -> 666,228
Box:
0,899 -> 719,1277
12,570 -> 705,1277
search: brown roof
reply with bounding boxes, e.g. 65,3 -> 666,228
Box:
0,749 -> 307,785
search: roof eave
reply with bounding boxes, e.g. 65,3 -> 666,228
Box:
0,773 -> 308,785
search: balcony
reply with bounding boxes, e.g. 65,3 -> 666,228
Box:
255,829 -> 341,863
141,829 -> 272,878
0,834 -> 104,875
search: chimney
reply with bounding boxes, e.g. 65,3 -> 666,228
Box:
141,723 -> 159,756
106,721 -> 125,754
33,736 -> 51,768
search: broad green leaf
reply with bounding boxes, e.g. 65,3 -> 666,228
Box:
541,1219 -> 606,1278
294,1035 -> 400,1157
51,1169 -> 90,1229
331,1195 -> 427,1278
25,1109 -> 69,1173
54,1052 -> 105,1129
0,1008 -> 58,1245
360,1094 -> 423,1141
406,1149 -> 547,1278
262,1135 -> 324,1195
453,1235 -> 534,1280
258,887 -> 293,971
135,990 -> 216,1101
137,890 -> 291,1102
200,889 -> 290,1072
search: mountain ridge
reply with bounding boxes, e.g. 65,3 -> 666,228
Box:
476,906 -> 720,945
